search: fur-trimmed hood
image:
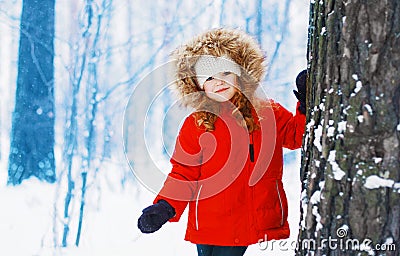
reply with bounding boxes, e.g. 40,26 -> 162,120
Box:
171,28 -> 267,108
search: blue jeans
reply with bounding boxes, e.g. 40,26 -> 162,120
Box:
196,244 -> 247,256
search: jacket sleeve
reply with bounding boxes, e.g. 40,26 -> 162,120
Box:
274,101 -> 306,150
153,114 -> 202,222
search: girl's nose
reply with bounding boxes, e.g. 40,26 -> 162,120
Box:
215,78 -> 224,85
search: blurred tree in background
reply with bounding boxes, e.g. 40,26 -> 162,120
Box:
8,0 -> 56,185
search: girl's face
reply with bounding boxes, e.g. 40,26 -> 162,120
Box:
203,72 -> 238,102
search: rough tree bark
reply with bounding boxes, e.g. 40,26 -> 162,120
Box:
298,0 -> 399,255
8,0 -> 56,184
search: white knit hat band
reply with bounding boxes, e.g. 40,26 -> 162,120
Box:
194,55 -> 241,89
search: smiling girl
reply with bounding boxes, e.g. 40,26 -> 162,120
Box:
137,28 -> 307,256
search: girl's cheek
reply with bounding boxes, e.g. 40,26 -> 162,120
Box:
203,83 -> 214,93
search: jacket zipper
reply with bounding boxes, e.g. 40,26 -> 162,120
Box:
276,180 -> 284,226
195,184 -> 203,231
249,133 -> 254,162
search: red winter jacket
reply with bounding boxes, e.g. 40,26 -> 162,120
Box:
154,100 -> 306,246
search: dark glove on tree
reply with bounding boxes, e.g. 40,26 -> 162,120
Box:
138,200 -> 176,233
293,69 -> 307,114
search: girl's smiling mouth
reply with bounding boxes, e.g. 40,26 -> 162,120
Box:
215,87 -> 229,93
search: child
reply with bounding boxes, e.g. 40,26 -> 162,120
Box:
138,28 -> 307,256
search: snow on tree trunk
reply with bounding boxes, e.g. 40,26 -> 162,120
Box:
8,0 -> 56,185
298,0 -> 400,255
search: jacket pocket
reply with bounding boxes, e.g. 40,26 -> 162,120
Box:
195,185 -> 203,230
195,188 -> 227,231
253,179 -> 287,231
275,180 -> 285,226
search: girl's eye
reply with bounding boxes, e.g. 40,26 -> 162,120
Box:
206,77 -> 214,81
223,71 -> 232,76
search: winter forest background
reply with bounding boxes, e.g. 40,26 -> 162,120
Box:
0,0 -> 309,255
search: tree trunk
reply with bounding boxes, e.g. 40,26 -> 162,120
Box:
8,0 -> 56,185
298,0 -> 400,255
